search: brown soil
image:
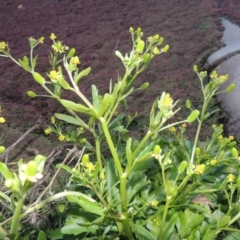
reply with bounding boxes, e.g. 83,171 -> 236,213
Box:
1,0 -> 240,161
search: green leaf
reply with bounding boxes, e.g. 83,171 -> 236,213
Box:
161,213 -> 178,240
56,163 -> 74,174
33,72 -> 45,85
45,229 -> 63,240
217,215 -> 231,228
54,113 -> 85,126
187,110 -> 199,123
126,138 -> 133,166
61,216 -> 98,235
115,50 -> 124,63
202,229 -> 217,240
18,58 -> 31,72
131,223 -> 155,240
67,195 -> 104,216
67,48 -> 76,58
0,162 -> 13,180
91,85 -> 99,111
106,159 -> 119,203
74,67 -> 91,84
23,56 -> 29,65
98,93 -> 112,117
57,204 -> 65,213
60,99 -> 97,117
32,55 -> 38,69
128,176 -> 149,202
37,231 -> 46,240
177,209 -> 204,238
57,76 -> 70,90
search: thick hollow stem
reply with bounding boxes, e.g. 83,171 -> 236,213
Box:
11,196 -> 24,237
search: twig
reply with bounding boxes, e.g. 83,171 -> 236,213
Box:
29,145 -> 84,208
1,122 -> 42,164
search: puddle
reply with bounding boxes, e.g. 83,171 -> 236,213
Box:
207,18 -> 240,65
207,18 -> 240,137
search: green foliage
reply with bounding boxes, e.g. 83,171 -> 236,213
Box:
0,27 -> 239,240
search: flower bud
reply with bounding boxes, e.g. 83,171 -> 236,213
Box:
82,154 -> 89,164
153,145 -> 161,155
0,146 -> 5,154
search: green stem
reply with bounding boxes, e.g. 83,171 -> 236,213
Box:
131,130 -> 152,164
189,95 -> 209,165
228,209 -> 240,226
90,184 -> 107,207
100,117 -> 123,176
0,191 -> 12,203
95,138 -> 102,171
11,196 -> 24,237
120,173 -> 134,239
159,199 -> 171,238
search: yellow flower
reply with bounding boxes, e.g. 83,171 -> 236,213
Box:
39,37 -> 44,44
72,56 -> 80,65
147,36 -> 153,41
51,116 -> 55,124
44,128 -> 52,135
153,47 -> 160,55
0,117 -> 6,123
229,136 -> 234,141
181,123 -> 187,128
78,126 -> 84,132
212,124 -> 216,129
152,218 -> 160,225
210,71 -> 218,79
50,33 -> 57,40
129,27 -> 134,33
49,70 -> 58,80
52,41 -> 68,53
85,162 -> 95,172
58,134 -> 65,141
100,172 -> 105,180
219,74 -> 228,83
169,126 -> 176,132
194,164 -> 206,175
151,200 -> 158,207
218,135 -> 223,140
154,34 -> 160,40
227,174 -> 234,182
0,41 -> 7,50
162,93 -> 173,109
210,159 -> 217,166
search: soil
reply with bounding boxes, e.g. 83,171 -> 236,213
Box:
1,0 -> 240,162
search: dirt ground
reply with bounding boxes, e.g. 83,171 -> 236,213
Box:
1,0 -> 240,161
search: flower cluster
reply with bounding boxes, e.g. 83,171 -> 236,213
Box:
210,70 -> 228,84
0,41 -> 8,51
50,33 -> 69,53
